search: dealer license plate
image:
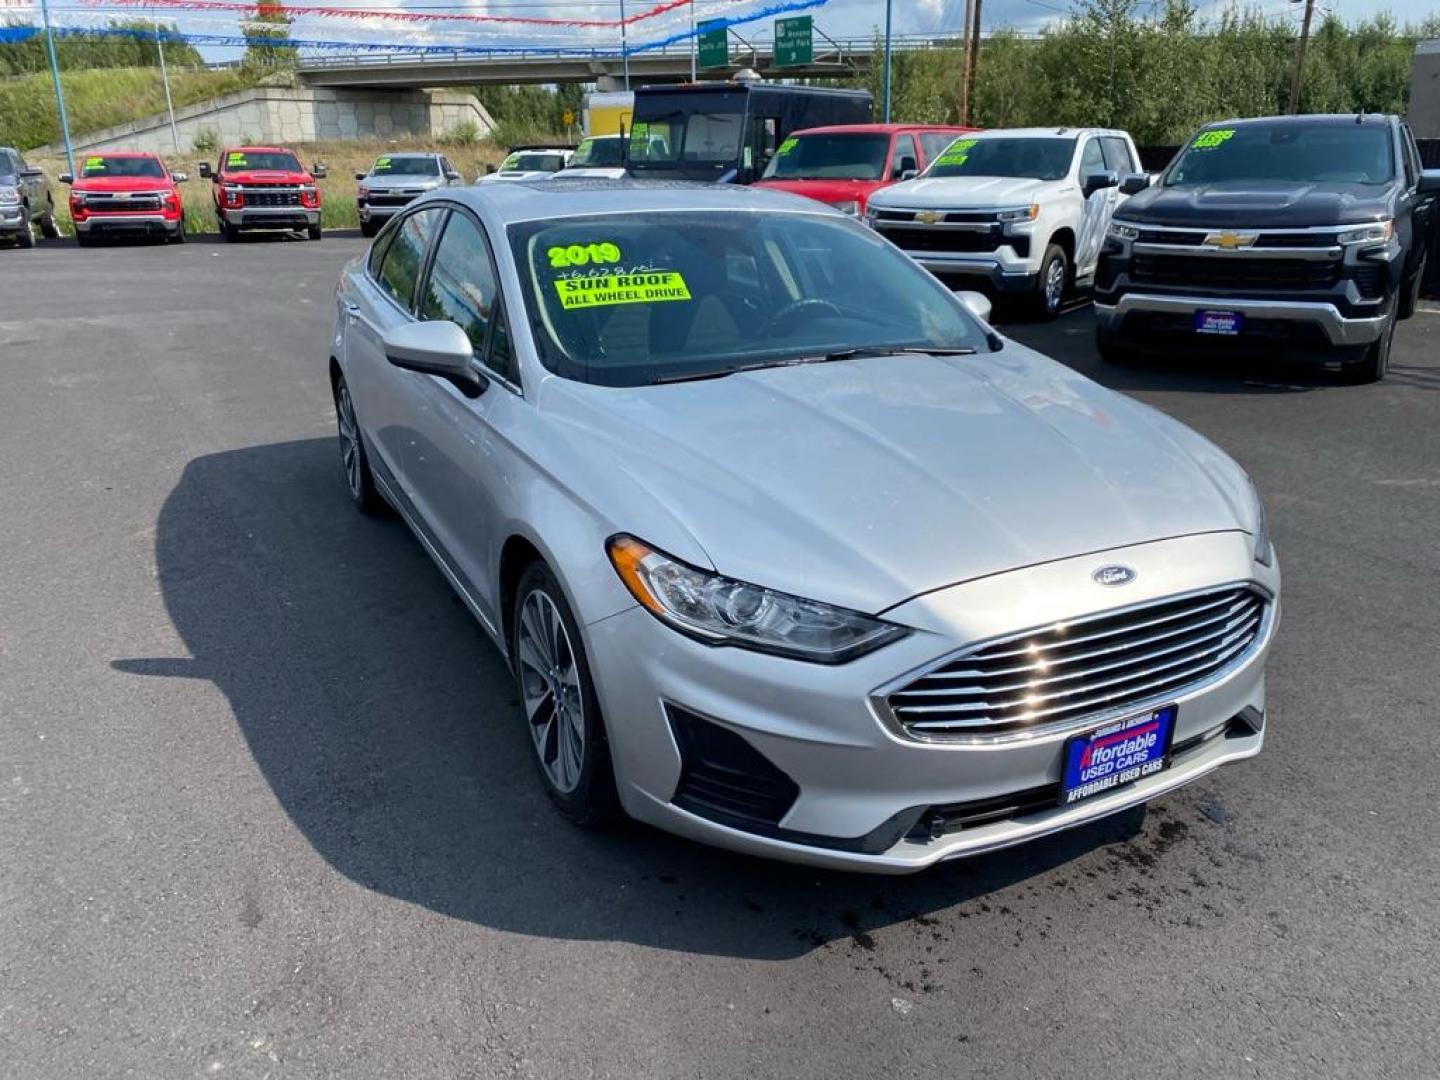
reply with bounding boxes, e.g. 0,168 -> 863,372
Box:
1060,705 -> 1176,806
1195,309 -> 1243,336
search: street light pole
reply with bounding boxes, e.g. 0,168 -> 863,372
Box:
690,0 -> 696,82
39,0 -> 76,178
882,0 -> 893,122
965,0 -> 983,126
620,0 -> 630,91
155,17 -> 182,156
959,0 -> 973,124
1286,0 -> 1315,115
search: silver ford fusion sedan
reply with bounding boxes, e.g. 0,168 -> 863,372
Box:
328,180 -> 1278,873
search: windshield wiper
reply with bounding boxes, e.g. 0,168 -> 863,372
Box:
651,358 -> 809,385
805,345 -> 978,363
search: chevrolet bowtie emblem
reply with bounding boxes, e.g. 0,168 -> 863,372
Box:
1203,230 -> 1258,250
915,209 -> 943,225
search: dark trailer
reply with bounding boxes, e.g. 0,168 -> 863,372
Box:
626,82 -> 872,185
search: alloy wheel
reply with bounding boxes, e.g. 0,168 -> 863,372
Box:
516,589 -> 586,794
336,384 -> 362,499
1044,256 -> 1065,313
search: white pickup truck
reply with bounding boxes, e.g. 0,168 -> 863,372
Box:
864,127 -> 1143,318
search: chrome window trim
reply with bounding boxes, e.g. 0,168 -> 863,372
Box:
868,581 -> 1276,747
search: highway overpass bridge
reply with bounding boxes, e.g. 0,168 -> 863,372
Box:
297,34 -> 960,91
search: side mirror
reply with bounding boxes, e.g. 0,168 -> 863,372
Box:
1417,170 -> 1440,195
1082,170 -> 1120,198
957,290 -> 992,324
354,171 -> 367,181
171,171 -> 188,183
58,172 -> 74,185
899,169 -> 919,182
197,162 -> 213,179
382,321 -> 485,395
312,163 -> 328,179
1119,172 -> 1151,196
20,166 -> 44,179
445,170 -> 461,182
894,156 -> 917,180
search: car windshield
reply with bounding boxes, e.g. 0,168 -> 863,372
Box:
571,138 -> 624,167
223,151 -> 301,172
508,210 -> 987,387
503,153 -> 564,173
371,155 -> 439,177
762,133 -> 891,181
81,155 -> 165,178
1166,122 -> 1395,186
628,112 -> 744,166
925,137 -> 1076,181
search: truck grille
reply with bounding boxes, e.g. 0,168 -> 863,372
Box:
239,187 -> 302,207
85,194 -> 163,212
1136,229 -> 1339,249
884,585 -> 1268,739
1132,253 -> 1339,290
368,190 -> 426,208
877,225 -> 1007,254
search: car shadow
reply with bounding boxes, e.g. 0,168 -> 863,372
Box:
111,436 -> 1147,959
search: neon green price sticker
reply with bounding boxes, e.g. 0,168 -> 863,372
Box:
776,137 -> 799,156
83,156 -> 105,172
935,138 -> 979,167
1191,128 -> 1235,150
375,156 -> 392,170
227,152 -> 248,167
553,271 -> 692,311
501,153 -> 521,171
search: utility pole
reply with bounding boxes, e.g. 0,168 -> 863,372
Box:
620,0 -> 630,90
39,0 -> 76,178
690,0 -> 696,82
882,0 -> 893,122
965,0 -> 983,126
1287,0 -> 1315,114
959,0 -> 973,123
155,17 -> 182,156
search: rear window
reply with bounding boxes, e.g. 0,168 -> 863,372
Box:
81,155 -> 165,179
1167,123 -> 1395,186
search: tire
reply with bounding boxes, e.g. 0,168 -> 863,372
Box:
1342,314 -> 1395,384
1032,243 -> 1068,320
1096,328 -> 1139,366
15,218 -> 34,249
39,204 -> 60,239
511,561 -> 621,828
359,219 -> 377,239
168,221 -> 186,244
333,375 -> 384,515
75,231 -> 93,248
308,223 -> 323,241
219,218 -> 236,242
1398,259 -> 1424,320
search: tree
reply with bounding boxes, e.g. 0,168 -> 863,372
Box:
243,0 -> 297,69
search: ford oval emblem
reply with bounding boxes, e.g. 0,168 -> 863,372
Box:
1092,564 -> 1137,587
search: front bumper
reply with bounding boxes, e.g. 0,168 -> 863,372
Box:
221,206 -> 321,230
358,202 -> 411,223
0,206 -> 26,233
74,213 -> 180,236
1095,292 -> 1390,347
583,532 -> 1278,873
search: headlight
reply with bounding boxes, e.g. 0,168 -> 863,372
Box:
357,184 -> 369,198
1337,220 -> 1392,246
607,535 -> 909,663
996,204 -> 1039,223
1107,221 -> 1141,242
301,184 -> 318,195
863,205 -> 880,227
1248,481 -> 1273,566
0,186 -> 20,206
831,199 -> 859,216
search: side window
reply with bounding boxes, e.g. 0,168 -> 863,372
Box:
890,135 -> 919,178
440,156 -> 453,178
919,132 -> 958,165
1080,138 -> 1107,179
418,212 -> 517,384
1400,125 -> 1419,188
375,207 -> 443,312
1101,137 -> 1135,174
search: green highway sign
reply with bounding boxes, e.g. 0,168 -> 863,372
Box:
774,15 -> 813,67
697,19 -> 728,69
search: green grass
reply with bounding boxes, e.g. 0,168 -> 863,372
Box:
0,66 -> 261,151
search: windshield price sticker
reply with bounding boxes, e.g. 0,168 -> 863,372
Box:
548,242 -> 622,268
375,156 -> 392,171
935,138 -> 979,167
226,152 -> 248,168
83,156 -> 105,172
776,137 -> 799,156
553,271 -> 692,310
501,153 -> 521,170
1191,128 -> 1235,150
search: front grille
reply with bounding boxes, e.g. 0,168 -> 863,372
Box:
239,186 -> 302,207
885,585 -> 1268,739
85,194 -> 163,212
873,209 -> 1000,224
878,224 -> 1007,254
1136,229 -> 1338,249
367,191 -> 422,208
1132,253 -> 1339,290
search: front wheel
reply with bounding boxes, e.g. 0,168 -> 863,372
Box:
1031,243 -> 1068,320
168,218 -> 186,244
39,206 -> 60,239
308,223 -> 323,241
219,218 -> 236,242
512,562 -> 621,827
333,375 -> 383,514
359,219 -> 377,239
15,219 -> 35,249
1343,315 -> 1395,384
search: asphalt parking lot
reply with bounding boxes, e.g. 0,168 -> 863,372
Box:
3,235 -> 1438,1079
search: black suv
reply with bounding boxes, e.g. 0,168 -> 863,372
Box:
1094,114 -> 1439,382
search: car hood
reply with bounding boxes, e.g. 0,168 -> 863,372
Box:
1117,180 -> 1393,228
74,174 -> 172,193
537,345 -> 1254,614
363,174 -> 443,191
223,170 -> 313,185
869,175 -> 1055,210
754,178 -> 886,207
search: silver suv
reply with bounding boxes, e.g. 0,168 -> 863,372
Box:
355,152 -> 463,238
0,147 -> 60,249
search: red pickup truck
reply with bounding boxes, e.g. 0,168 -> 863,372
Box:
198,146 -> 325,241
62,151 -> 186,245
754,123 -> 977,216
